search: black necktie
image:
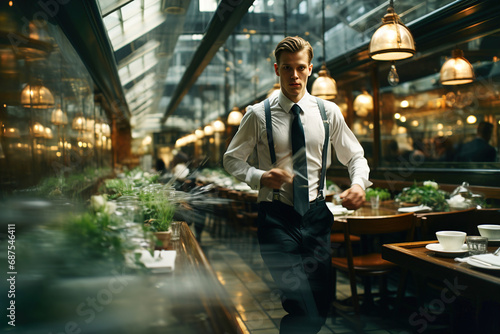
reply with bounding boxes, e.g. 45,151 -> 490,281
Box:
291,104 -> 309,216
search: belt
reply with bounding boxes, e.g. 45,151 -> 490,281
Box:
309,198 -> 325,207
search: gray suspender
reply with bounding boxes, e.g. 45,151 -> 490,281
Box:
264,97 -> 329,201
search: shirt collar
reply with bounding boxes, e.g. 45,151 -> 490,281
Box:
278,91 -> 312,114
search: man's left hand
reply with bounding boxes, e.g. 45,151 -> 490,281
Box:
339,184 -> 365,210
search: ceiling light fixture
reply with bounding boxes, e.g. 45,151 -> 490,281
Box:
20,83 -> 55,109
311,0 -> 337,100
369,0 -> 416,61
227,106 -> 243,126
440,49 -> 475,85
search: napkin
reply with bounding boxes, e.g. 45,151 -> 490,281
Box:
398,205 -> 432,213
470,254 -> 500,267
137,250 -> 177,273
326,202 -> 352,215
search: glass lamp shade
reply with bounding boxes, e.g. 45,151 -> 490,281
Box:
227,107 -> 243,126
101,123 -> 111,137
266,82 -> 281,98
32,122 -> 45,137
353,91 -> 374,117
72,114 -> 86,131
213,119 -> 226,132
20,84 -> 55,109
51,106 -> 68,125
3,127 -> 21,138
204,124 -> 214,136
44,127 -> 53,139
369,7 -> 415,61
195,128 -> 205,139
440,49 -> 475,85
163,0 -> 186,14
311,65 -> 338,100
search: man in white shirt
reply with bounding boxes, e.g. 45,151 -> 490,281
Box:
224,36 -> 371,333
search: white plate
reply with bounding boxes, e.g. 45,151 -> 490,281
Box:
466,258 -> 500,270
425,243 -> 469,254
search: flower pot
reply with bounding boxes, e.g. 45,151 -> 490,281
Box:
154,230 -> 171,249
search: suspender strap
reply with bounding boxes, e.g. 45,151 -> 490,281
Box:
264,98 -> 330,202
264,99 -> 280,201
316,97 -> 329,200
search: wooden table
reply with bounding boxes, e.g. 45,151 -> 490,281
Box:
333,200 -> 400,222
382,240 -> 500,302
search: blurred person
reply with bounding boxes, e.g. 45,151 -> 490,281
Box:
223,36 -> 371,334
432,136 -> 456,162
456,121 -> 497,162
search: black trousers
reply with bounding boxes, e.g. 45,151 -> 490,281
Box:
257,199 -> 334,334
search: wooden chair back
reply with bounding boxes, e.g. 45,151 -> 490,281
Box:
416,208 -> 476,240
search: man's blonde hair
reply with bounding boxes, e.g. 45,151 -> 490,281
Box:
274,36 -> 313,65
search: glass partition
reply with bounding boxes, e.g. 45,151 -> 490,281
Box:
0,5 -> 113,197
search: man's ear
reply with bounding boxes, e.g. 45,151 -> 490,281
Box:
274,63 -> 279,76
308,63 -> 313,76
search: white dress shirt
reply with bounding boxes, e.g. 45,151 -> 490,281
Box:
223,91 -> 372,206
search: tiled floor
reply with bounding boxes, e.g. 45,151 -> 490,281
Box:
195,223 -> 417,334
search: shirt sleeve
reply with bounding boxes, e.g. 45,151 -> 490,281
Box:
223,106 -> 266,190
329,104 -> 373,190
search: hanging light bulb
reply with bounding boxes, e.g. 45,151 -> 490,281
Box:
227,107 -> 244,126
439,49 -> 475,85
388,62 -> 400,86
369,0 -> 415,61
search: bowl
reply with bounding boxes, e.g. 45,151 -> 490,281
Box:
478,224 -> 500,240
436,231 -> 466,251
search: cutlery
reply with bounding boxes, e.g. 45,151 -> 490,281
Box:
493,247 -> 500,256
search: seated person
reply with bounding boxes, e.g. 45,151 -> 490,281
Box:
456,121 -> 497,162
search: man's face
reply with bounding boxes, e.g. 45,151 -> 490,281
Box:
274,50 -> 313,103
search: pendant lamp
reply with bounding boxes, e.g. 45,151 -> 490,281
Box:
162,0 -> 186,15
213,118 -> 225,133
20,83 -> 55,109
204,124 -> 214,136
227,107 -> 243,126
369,0 -> 415,61
353,91 -> 373,117
51,105 -> 68,125
439,49 -> 474,85
72,113 -> 86,131
311,0 -> 337,100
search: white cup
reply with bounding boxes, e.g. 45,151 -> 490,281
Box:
436,231 -> 466,251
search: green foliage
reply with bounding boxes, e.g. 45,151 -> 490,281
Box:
140,191 -> 176,232
99,178 -> 135,199
396,181 -> 450,212
366,187 -> 391,201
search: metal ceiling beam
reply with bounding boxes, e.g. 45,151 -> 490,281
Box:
161,0 -> 255,124
49,0 -> 131,127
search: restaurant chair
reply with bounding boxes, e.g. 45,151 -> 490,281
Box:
416,208 -> 476,241
331,212 -> 415,314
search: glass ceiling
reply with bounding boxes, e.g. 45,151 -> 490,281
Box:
95,0 -> 455,138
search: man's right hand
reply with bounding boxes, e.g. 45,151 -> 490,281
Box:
260,168 -> 293,189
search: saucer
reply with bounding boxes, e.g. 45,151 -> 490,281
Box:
425,243 -> 469,255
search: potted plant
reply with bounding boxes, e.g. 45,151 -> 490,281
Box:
365,187 -> 391,201
141,193 -> 176,248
